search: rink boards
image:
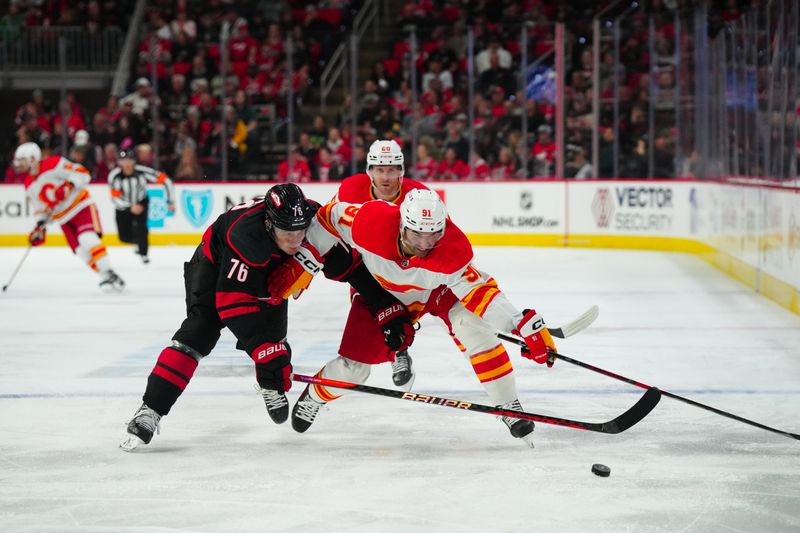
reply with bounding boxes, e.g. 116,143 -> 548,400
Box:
0,179 -> 797,313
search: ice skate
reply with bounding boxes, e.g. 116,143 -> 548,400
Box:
391,349 -> 415,391
259,386 -> 289,424
99,270 -> 125,292
120,403 -> 161,451
291,386 -> 325,433
499,399 -> 535,448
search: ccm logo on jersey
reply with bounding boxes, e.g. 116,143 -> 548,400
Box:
257,343 -> 287,360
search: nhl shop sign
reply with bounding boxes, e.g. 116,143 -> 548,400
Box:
592,186 -> 673,232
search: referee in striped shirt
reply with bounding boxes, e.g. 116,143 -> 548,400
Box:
109,149 -> 175,264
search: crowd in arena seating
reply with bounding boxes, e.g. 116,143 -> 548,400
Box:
4,0 -> 790,183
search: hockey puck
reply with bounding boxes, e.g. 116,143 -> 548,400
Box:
591,464 -> 611,477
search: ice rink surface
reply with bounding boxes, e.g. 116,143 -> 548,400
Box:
1,245 -> 799,532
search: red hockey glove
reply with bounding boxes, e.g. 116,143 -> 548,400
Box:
375,302 -> 415,352
513,308 -> 557,366
251,341 -> 292,392
267,243 -> 324,301
28,221 -> 47,247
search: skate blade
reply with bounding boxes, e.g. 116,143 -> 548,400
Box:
520,433 -> 535,449
119,434 -> 146,452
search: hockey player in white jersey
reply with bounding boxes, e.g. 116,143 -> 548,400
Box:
13,142 -> 124,291
269,189 -> 557,446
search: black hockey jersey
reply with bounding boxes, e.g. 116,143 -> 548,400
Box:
198,198 -> 289,350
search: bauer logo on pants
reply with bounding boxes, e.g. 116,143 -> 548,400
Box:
182,189 -> 214,228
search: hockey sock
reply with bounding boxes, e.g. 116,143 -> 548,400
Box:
143,346 -> 200,416
310,356 -> 371,403
469,345 -> 519,406
75,231 -> 111,274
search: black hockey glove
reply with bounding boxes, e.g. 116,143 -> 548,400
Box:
375,302 -> 415,352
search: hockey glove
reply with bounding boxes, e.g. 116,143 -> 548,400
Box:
513,308 -> 557,367
375,302 -> 415,352
251,341 -> 292,392
28,221 -> 47,247
267,243 -> 324,300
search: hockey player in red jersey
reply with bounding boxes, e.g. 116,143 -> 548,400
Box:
270,189 -> 556,447
13,142 -> 124,291
329,139 -> 428,389
120,183 -> 410,450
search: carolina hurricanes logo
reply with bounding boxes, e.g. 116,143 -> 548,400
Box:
270,191 -> 282,207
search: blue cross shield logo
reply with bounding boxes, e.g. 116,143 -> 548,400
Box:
181,189 -> 214,228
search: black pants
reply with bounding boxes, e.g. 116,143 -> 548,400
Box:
116,200 -> 149,256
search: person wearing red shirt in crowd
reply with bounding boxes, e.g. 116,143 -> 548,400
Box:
470,153 -> 491,180
277,149 -> 312,182
490,147 -> 517,180
413,143 -> 438,180
531,124 -> 556,176
437,147 -> 469,180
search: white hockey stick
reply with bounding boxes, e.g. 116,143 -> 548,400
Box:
544,305 -> 599,339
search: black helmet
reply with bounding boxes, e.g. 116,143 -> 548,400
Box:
264,183 -> 317,231
118,148 -> 136,160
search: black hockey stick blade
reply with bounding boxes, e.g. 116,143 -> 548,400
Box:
292,373 -> 659,435
597,386 -> 661,434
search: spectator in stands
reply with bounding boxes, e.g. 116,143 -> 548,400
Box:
477,50 -> 516,97
297,132 -> 317,164
0,3 -> 24,43
470,152 -> 491,180
370,60 -> 396,95
70,129 -> 94,172
171,4 -> 197,42
531,124 -> 555,177
277,148 -> 311,182
120,78 -> 152,116
413,141 -> 438,180
308,115 -> 327,147
326,128 -> 351,168
491,146 -> 517,180
442,117 -> 469,163
621,137 -> 648,178
422,54 -> 453,94
174,145 -> 203,181
475,36 -> 512,75
566,145 -> 593,179
94,142 -> 119,183
314,146 -> 345,182
437,147 -> 469,180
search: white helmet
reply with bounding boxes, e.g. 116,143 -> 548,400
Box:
13,142 -> 42,170
399,189 -> 447,233
366,139 -> 404,175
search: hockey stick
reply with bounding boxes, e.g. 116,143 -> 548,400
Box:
545,305 -> 600,339
2,246 -> 33,293
496,332 -> 800,441
291,373 -> 661,434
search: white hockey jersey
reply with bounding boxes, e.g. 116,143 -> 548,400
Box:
24,156 -> 93,225
307,200 -> 522,332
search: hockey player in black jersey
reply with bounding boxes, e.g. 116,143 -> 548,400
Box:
121,183 -> 414,451
121,183 -> 314,451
